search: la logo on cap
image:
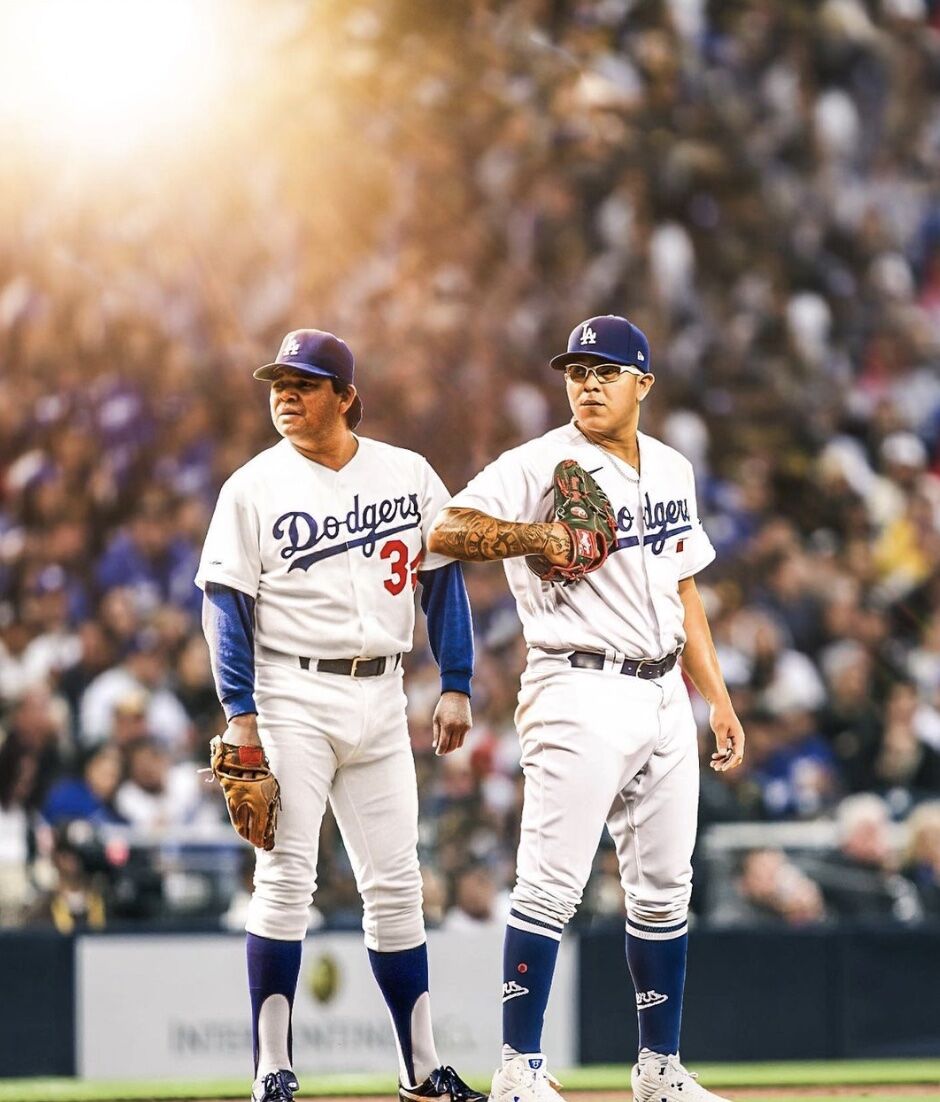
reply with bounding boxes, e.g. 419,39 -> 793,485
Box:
580,325 -> 598,345
282,335 -> 301,357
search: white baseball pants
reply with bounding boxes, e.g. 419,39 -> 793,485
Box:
509,650 -> 699,935
246,655 -> 424,949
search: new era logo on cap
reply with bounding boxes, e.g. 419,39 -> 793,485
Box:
551,314 -> 652,374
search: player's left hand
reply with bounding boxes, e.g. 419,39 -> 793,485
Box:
709,700 -> 745,772
432,691 -> 472,756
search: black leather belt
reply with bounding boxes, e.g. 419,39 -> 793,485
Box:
298,655 -> 400,677
568,649 -> 680,680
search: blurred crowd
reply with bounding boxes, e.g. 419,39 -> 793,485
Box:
1,0 -> 940,934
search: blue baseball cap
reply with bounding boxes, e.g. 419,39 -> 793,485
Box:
550,315 -> 652,374
254,329 -> 362,427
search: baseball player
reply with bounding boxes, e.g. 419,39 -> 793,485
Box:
196,330 -> 486,1102
429,315 -> 746,1102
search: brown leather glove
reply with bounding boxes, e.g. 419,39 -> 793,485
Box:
527,459 -> 619,585
209,735 -> 281,851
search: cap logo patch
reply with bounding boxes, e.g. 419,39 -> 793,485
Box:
637,350 -> 645,361
580,324 -> 597,345
281,335 -> 301,357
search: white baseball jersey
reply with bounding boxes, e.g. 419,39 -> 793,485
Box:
195,437 -> 452,658
446,421 -> 715,659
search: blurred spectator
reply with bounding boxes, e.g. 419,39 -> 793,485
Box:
108,690 -> 152,756
808,794 -> 921,923
900,801 -> 940,918
710,848 -> 827,928
16,565 -> 81,688
78,631 -> 190,751
746,708 -> 840,820
114,738 -> 214,831
26,826 -> 106,934
174,634 -> 218,739
95,491 -> 181,611
0,787 -> 31,926
740,613 -> 827,719
41,743 -> 124,827
908,609 -> 940,715
57,621 -> 118,737
756,551 -> 824,657
0,687 -> 66,814
441,861 -> 509,931
817,641 -> 882,792
873,682 -> 940,811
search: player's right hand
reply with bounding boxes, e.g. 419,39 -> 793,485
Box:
222,713 -> 262,747
708,702 -> 745,772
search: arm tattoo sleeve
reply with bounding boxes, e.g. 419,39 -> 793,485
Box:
432,507 -> 571,563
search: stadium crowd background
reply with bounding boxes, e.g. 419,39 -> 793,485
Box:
1,0 -> 939,935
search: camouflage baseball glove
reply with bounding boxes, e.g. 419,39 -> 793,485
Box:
209,736 -> 281,851
527,458 -> 619,585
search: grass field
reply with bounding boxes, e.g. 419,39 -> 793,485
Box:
0,1061 -> 937,1102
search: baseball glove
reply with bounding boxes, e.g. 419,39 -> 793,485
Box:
527,458 -> 618,585
209,736 -> 281,851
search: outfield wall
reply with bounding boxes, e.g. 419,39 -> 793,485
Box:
75,927 -> 575,1080
4,926 -> 939,1078
580,927 -> 940,1063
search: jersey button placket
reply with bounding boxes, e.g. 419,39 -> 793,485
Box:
635,470 -> 664,662
338,477 -> 369,659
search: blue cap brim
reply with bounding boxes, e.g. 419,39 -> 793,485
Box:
253,361 -> 338,381
550,350 -> 650,372
550,351 -> 613,370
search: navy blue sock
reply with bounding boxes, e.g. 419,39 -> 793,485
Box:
368,944 -> 433,1085
247,933 -> 302,1074
625,930 -> 688,1055
502,914 -> 563,1054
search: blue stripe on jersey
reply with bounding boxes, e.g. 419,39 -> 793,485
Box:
613,524 -> 693,553
202,581 -> 257,719
287,520 -> 421,572
418,561 -> 473,698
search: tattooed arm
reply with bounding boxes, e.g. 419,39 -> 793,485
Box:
428,507 -> 572,564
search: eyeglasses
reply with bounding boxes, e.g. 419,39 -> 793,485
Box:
563,362 -> 646,385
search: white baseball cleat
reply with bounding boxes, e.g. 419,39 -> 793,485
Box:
631,1053 -> 732,1102
491,1053 -> 563,1102
250,1069 -> 299,1102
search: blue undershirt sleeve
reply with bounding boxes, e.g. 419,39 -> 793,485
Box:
202,581 -> 258,720
418,561 -> 474,698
